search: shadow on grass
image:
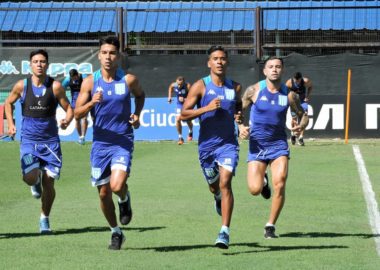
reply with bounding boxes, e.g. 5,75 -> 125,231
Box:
280,231 -> 380,239
0,226 -> 166,239
223,242 -> 348,256
129,242 -> 347,254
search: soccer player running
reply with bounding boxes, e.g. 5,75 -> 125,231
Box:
285,72 -> 313,146
62,69 -> 89,145
239,57 -> 308,238
167,76 -> 193,145
74,36 -> 145,250
181,45 -> 243,249
4,49 -> 73,234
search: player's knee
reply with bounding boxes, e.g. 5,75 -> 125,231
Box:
98,188 -> 111,202
247,182 -> 261,196
110,181 -> 124,194
273,179 -> 286,194
219,179 -> 232,191
23,170 -> 39,186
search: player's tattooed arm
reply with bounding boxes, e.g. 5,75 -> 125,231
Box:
239,83 -> 259,139
289,91 -> 309,130
242,83 -> 259,109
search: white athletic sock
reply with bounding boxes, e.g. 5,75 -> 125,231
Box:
40,213 -> 48,219
178,134 -> 183,139
118,193 -> 129,203
111,226 -> 122,235
265,222 -> 275,228
220,225 -> 230,235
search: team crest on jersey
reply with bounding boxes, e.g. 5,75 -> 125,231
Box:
278,95 -> 288,106
115,83 -> 126,95
225,89 -> 235,100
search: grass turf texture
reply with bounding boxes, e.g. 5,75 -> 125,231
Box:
0,140 -> 379,269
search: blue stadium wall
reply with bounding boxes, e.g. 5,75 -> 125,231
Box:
0,48 -> 379,140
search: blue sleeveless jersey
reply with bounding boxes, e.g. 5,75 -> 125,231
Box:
20,78 -> 59,143
91,69 -> 133,144
198,75 -> 238,151
173,82 -> 188,107
290,78 -> 306,101
250,80 -> 289,142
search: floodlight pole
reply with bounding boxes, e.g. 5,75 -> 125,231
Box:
255,7 -> 262,60
118,7 -> 124,52
345,69 -> 352,144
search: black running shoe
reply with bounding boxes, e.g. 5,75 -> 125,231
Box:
108,232 -> 126,250
290,135 -> 296,145
264,225 -> 278,239
261,173 -> 271,200
298,137 -> 305,146
119,192 -> 132,225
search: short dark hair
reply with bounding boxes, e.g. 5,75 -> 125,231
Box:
69,69 -> 79,78
29,49 -> 48,62
99,35 -> 120,51
294,72 -> 303,80
263,56 -> 283,67
207,45 -> 228,58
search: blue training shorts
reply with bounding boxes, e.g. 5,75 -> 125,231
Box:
20,142 -> 62,179
291,101 -> 309,117
198,143 -> 239,185
71,92 -> 80,109
90,142 -> 134,187
248,139 -> 289,164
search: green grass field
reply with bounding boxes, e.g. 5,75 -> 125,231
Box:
0,140 -> 379,269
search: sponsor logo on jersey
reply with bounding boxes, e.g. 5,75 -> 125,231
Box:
207,89 -> 216,95
260,95 -> 268,102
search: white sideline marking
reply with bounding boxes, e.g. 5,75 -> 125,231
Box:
352,145 -> 380,256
